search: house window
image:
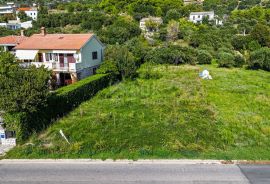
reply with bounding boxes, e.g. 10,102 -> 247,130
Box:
54,54 -> 58,61
45,53 -> 49,61
45,53 -> 53,61
92,51 -> 98,60
38,53 -> 43,62
193,16 -> 195,20
67,54 -> 75,63
198,15 -> 200,18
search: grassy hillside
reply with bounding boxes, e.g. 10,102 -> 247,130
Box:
6,64 -> 270,160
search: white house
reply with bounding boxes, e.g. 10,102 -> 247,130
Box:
189,11 -> 215,24
0,20 -> 33,30
14,27 -> 105,86
189,11 -> 223,25
0,5 -> 15,15
0,21 -> 21,30
16,7 -> 38,21
184,0 -> 204,5
140,17 -> 163,32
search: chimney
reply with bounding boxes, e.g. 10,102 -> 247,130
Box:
20,29 -> 24,36
41,27 -> 46,36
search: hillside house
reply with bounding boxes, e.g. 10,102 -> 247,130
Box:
16,7 -> 38,21
189,11 -> 223,25
0,30 -> 27,52
0,4 -> 15,15
184,0 -> 204,5
14,27 -> 105,86
189,11 -> 215,24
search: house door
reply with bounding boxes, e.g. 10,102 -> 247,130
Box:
59,54 -> 64,67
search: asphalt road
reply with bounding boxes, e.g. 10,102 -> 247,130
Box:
0,161 -> 269,184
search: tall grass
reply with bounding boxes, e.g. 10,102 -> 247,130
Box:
5,64 -> 270,160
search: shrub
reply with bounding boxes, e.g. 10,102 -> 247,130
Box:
197,50 -> 213,64
249,47 -> 270,71
234,54 -> 245,67
49,74 -> 116,117
97,60 -> 119,75
145,45 -> 197,65
218,52 -> 235,68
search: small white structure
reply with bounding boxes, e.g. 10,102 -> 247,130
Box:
16,7 -> 38,21
0,116 -> 16,146
20,20 -> 32,29
199,70 -> 212,80
140,17 -> 163,32
189,11 -> 215,24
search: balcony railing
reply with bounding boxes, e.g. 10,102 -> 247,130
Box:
20,62 -> 82,72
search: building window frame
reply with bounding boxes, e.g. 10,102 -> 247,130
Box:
92,51 -> 98,60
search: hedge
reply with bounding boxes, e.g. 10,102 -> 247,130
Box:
47,74 -> 116,117
6,73 -> 117,141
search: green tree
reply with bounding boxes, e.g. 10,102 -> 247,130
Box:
249,47 -> 270,71
100,17 -> 141,44
250,24 -> 270,47
218,52 -> 235,68
104,45 -> 137,79
0,52 -> 51,114
197,50 -> 212,64
17,11 -> 31,22
167,20 -> 179,42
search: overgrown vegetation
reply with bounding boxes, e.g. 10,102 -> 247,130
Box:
5,64 -> 270,160
0,52 -> 116,141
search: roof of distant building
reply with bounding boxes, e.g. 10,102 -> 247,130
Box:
0,35 -> 28,46
17,7 -> 37,11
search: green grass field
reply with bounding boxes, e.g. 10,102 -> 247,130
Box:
5,64 -> 270,160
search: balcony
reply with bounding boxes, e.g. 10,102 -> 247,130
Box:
20,62 -> 83,72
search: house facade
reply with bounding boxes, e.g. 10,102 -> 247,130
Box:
189,11 -> 215,24
0,5 -> 15,15
189,11 -> 223,25
14,28 -> 104,86
16,7 -> 38,20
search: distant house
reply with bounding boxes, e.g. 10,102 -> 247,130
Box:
140,17 -> 163,32
0,21 -> 21,30
16,7 -> 38,21
0,5 -> 15,15
14,27 -> 105,86
184,0 -> 204,5
189,11 -> 223,25
0,30 -> 27,52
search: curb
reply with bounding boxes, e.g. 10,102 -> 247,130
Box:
1,159 -> 269,165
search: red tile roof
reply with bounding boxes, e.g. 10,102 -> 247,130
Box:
15,33 -> 94,50
17,7 -> 33,11
0,36 -> 28,45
